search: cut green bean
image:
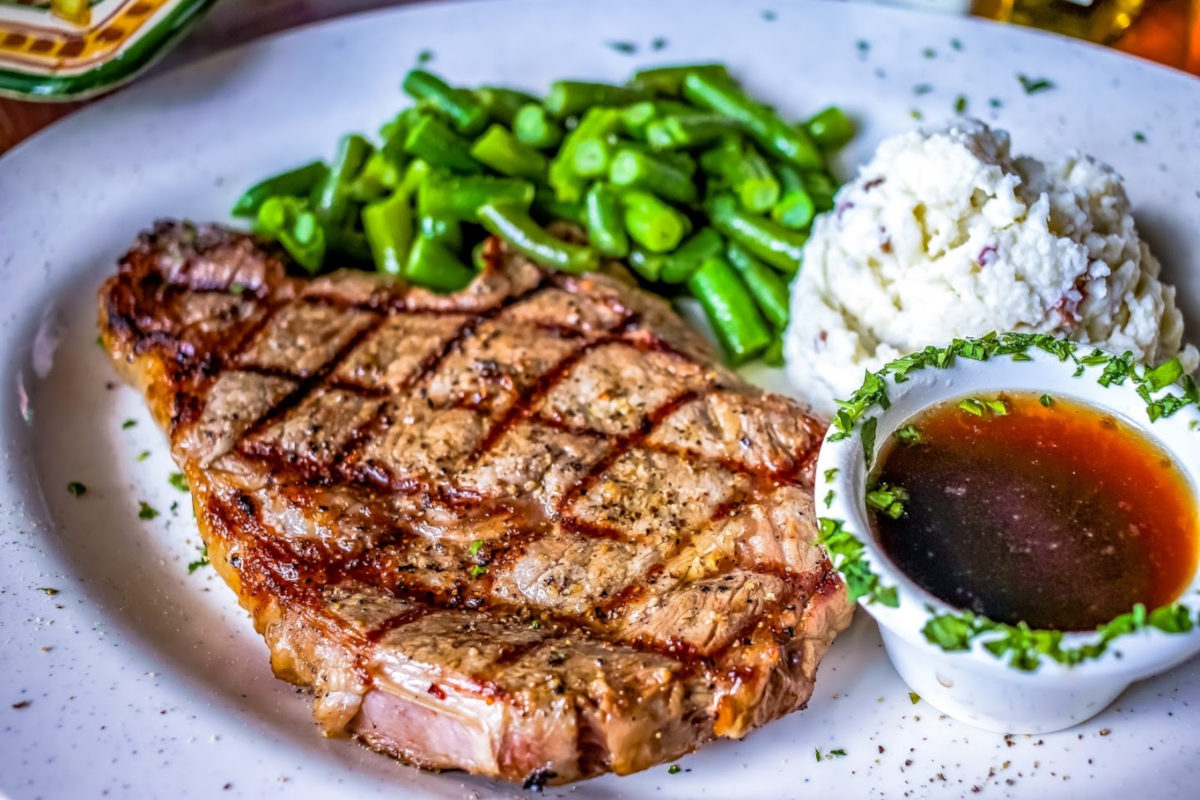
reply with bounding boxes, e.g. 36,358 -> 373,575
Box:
700,137 -> 779,213
708,193 -> 806,274
469,124 -> 547,179
477,202 -> 600,272
572,137 -> 616,178
403,114 -> 480,174
545,80 -> 649,117
687,255 -> 771,364
801,170 -> 837,212
398,158 -> 432,197
314,133 -> 372,229
513,103 -> 564,149
417,174 -> 533,222
256,196 -> 326,274
628,247 -> 667,282
621,100 -> 700,138
362,190 -> 413,276
661,227 -> 723,283
533,186 -> 585,225
772,164 -> 816,229
584,183 -> 629,258
401,69 -> 488,135
805,105 -> 854,149
621,140 -> 697,176
683,72 -> 822,168
350,150 -> 402,202
476,86 -> 538,126
232,160 -> 327,218
630,63 -> 732,97
418,214 -> 462,249
609,148 -> 697,204
726,241 -> 789,329
549,107 -> 622,203
644,114 -> 741,150
763,337 -> 784,367
621,189 -> 690,253
471,239 -> 490,272
405,234 -> 476,292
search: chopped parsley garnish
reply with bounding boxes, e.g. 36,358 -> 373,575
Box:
606,40 -> 637,54
469,539 -> 484,556
469,564 -> 487,578
1017,73 -> 1055,94
922,47 -> 936,58
67,481 -> 87,497
137,450 -> 151,462
168,472 -> 189,492
894,423 -> 922,444
817,518 -> 898,608
95,334 -> 104,349
828,749 -> 847,758
823,489 -> 834,509
416,49 -> 434,65
651,36 -> 668,51
529,618 -> 541,629
856,39 -> 869,53
953,95 -> 967,114
913,83 -> 933,95
667,764 -> 681,775
1133,131 -> 1146,143
989,97 -> 1003,109
823,467 -> 839,482
909,108 -> 923,121
814,748 -> 822,763
187,545 -> 210,574
170,501 -> 180,514
1039,393 -> 1054,407
37,587 -> 59,596
865,484 -> 908,520
950,38 -> 963,51
230,282 -> 247,296
763,9 -> 778,22
122,419 -> 137,429
137,501 -> 159,521
908,691 -> 920,704
957,397 -> 1006,417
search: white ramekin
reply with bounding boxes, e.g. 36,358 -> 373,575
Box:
814,335 -> 1200,734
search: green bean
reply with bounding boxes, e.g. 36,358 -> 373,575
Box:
545,80 -> 649,117
513,103 -> 564,149
571,137 -> 616,178
549,107 -> 622,203
232,160 -> 327,218
801,170 -> 837,212
584,183 -> 629,258
608,148 -> 697,204
805,105 -> 854,149
362,190 -> 413,276
469,124 -> 547,179
708,193 -> 806,274
314,133 -> 372,229
628,247 -> 667,282
620,140 -> 697,176
687,256 -> 771,364
726,241 -> 789,329
418,214 -> 462,249
403,113 -> 481,174
256,196 -> 326,274
398,158 -> 432,197
763,337 -> 784,367
621,100 -> 700,138
471,239 -> 490,272
417,174 -> 534,222
401,69 -> 488,135
478,202 -> 600,272
405,234 -> 476,292
644,114 -> 741,150
630,63 -> 732,97
700,137 -> 779,213
683,72 -> 822,169
533,186 -> 585,225
772,164 -> 816,229
350,151 -> 402,202
621,189 -> 690,253
475,86 -> 538,126
660,227 -> 723,284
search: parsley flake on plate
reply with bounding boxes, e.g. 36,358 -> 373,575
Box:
138,501 -> 159,521
67,481 -> 87,497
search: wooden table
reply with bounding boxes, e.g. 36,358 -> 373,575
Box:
1,0 -> 1195,154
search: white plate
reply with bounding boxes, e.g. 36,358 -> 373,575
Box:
2,1 -> 1199,797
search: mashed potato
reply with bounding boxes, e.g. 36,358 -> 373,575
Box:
785,120 -> 1197,416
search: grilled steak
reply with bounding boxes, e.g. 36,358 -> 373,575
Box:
98,221 -> 852,785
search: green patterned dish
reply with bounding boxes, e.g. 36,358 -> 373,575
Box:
0,0 -> 216,100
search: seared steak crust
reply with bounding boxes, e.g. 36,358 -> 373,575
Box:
99,221 -> 852,785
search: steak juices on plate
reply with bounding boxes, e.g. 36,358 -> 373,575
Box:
98,222 -> 852,785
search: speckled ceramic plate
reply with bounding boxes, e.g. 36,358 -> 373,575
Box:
2,1 -> 1199,797
0,0 -> 217,100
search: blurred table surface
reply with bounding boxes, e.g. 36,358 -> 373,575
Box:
0,0 -> 1196,155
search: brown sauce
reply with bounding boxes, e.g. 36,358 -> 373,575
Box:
870,392 -> 1198,631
